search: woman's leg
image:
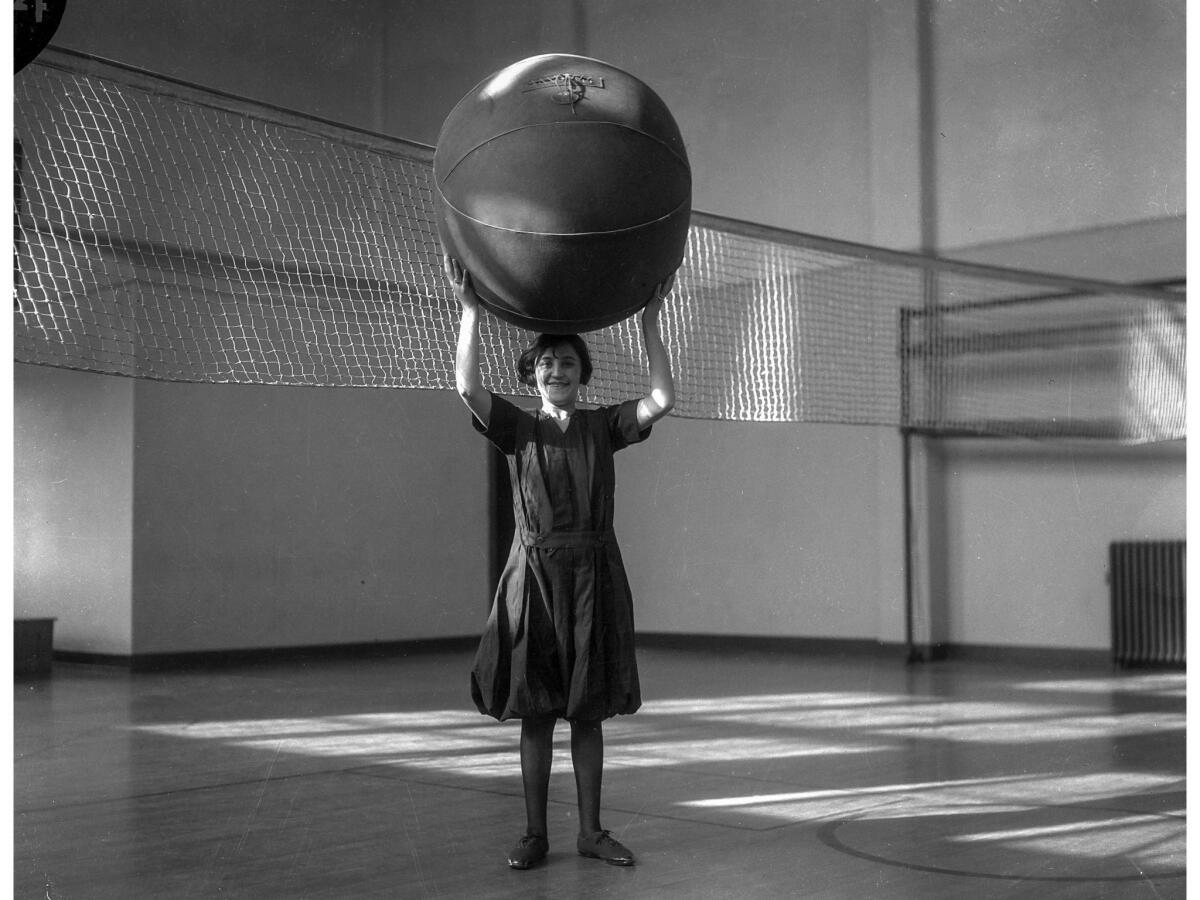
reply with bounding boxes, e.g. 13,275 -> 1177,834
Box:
570,718 -> 604,835
520,715 -> 557,837
571,718 -> 635,864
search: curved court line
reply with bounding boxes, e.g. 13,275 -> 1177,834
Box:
815,805 -> 1185,884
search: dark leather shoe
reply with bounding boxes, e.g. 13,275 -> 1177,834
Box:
507,832 -> 549,869
577,830 -> 635,866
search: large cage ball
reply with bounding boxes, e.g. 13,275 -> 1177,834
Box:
434,53 -> 692,333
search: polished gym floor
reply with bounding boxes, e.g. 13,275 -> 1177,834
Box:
14,646 -> 1185,899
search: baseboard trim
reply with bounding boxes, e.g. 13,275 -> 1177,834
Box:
54,636 -> 480,673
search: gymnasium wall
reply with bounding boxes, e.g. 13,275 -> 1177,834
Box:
930,0 -> 1185,254
920,0 -> 1186,653
614,422 -> 907,642
21,0 -> 1184,657
929,440 -> 1186,651
14,365 -> 135,655
129,383 -> 486,654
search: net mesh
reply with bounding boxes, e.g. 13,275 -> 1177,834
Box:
14,49 -> 1186,442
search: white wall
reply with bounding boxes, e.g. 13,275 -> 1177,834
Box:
931,0 -> 1185,251
130,381 -> 487,653
14,365 -> 134,655
930,439 -> 1185,650
616,420 -> 906,642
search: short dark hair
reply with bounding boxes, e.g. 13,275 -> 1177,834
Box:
516,333 -> 594,387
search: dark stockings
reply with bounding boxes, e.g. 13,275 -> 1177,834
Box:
519,716 -> 604,839
519,716 -> 555,838
571,718 -> 604,835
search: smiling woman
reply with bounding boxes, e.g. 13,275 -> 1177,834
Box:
517,334 -> 593,423
444,254 -> 676,869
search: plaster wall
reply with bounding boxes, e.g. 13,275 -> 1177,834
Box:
14,365 -> 135,655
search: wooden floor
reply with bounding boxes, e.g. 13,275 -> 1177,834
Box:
14,647 -> 1185,899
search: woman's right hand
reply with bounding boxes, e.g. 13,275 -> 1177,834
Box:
444,254 -> 479,311
641,271 -> 675,325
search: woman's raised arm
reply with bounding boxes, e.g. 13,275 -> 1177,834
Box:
636,273 -> 676,428
446,255 -> 492,427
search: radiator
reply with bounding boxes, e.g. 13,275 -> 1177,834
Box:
1109,541 -> 1186,668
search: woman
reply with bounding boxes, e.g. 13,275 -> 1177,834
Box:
445,255 -> 675,870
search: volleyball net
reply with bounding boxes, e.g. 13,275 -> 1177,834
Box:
14,49 -> 1185,442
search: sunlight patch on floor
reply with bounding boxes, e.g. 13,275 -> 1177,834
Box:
876,711 -> 1186,743
127,692 -> 1184,784
1011,673 -> 1185,697
706,699 -> 1090,729
133,713 -> 894,777
134,710 -> 485,740
954,810 -> 1181,843
949,811 -> 1184,868
679,771 -> 1183,823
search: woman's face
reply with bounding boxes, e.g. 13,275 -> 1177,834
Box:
535,343 -> 582,409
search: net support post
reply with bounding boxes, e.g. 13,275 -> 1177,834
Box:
900,302 -> 947,664
902,428 -> 946,663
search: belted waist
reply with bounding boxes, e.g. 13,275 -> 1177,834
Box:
519,528 -> 616,549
